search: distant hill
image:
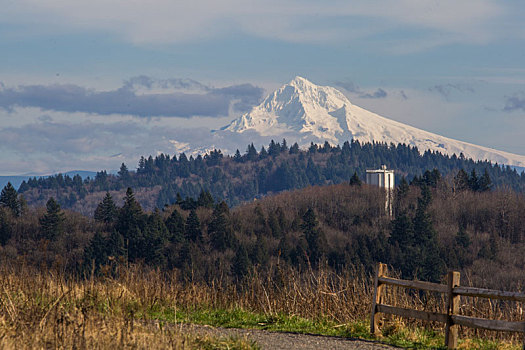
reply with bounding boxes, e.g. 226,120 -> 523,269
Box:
14,140 -> 525,214
1,171 -> 98,190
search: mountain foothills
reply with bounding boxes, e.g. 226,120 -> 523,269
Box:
1,169 -> 524,290
14,139 -> 525,213
222,77 -> 525,167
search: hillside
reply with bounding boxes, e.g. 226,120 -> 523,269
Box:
15,140 -> 525,214
3,173 -> 525,290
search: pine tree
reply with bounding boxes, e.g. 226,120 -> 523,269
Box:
469,169 -> 479,192
40,197 -> 65,240
232,244 -> 251,279
107,230 -> 125,259
94,192 -> 117,224
389,212 -> 414,247
268,140 -> 281,156
478,169 -> 492,192
281,138 -> 288,152
233,149 -> 242,162
165,209 -> 185,243
208,201 -> 236,251
412,187 -> 444,282
116,188 -> 145,261
0,209 -> 12,246
185,209 -> 202,242
83,231 -> 108,269
349,172 -> 362,186
246,143 -> 258,161
289,143 -> 300,154
142,210 -> 169,266
197,190 -> 214,208
301,208 -> 326,267
117,188 -> 143,232
259,146 -> 268,159
0,182 -> 20,217
397,176 -> 409,198
118,163 -> 131,183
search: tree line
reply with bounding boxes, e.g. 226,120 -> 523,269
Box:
16,140 -> 525,211
2,166 -> 524,289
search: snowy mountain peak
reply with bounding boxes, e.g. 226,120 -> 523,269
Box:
224,76 -> 351,140
222,77 -> 525,167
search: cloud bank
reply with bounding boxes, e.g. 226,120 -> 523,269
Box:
0,77 -> 264,118
2,0 -> 507,50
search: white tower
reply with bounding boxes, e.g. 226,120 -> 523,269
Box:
366,165 -> 394,216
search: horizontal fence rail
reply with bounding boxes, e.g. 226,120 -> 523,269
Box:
370,263 -> 525,349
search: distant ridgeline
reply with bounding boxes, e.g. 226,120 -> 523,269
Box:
17,140 -> 525,209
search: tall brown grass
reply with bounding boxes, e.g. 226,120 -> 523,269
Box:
0,261 -> 523,348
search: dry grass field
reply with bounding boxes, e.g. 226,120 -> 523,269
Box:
0,261 -> 523,349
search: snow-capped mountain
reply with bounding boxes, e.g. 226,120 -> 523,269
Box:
223,76 -> 525,167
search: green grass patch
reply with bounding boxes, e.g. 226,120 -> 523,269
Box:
144,305 -> 453,349
143,305 -> 523,349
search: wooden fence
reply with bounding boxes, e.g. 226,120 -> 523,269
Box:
370,263 -> 525,349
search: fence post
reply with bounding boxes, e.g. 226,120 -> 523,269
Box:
370,262 -> 387,336
445,271 -> 461,349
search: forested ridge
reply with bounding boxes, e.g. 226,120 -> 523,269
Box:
16,140 -> 525,213
1,170 -> 524,289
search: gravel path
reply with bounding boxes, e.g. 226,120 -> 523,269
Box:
181,324 -> 399,349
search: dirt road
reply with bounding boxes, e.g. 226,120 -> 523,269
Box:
183,324 -> 399,349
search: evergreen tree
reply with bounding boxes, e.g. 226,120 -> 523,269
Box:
246,143 -> 258,161
301,208 -> 326,267
397,176 -> 409,198
233,149 -> 242,162
268,140 -> 281,156
0,209 -> 12,246
107,230 -> 125,259
40,197 -> 65,240
478,169 -> 492,192
349,172 -> 362,186
116,188 -> 145,261
83,231 -> 108,269
208,201 -> 236,251
197,190 -> 214,208
289,142 -> 300,154
118,163 -> 131,183
142,210 -> 169,266
232,244 -> 251,279
389,212 -> 414,247
469,169 -> 479,192
94,192 -> 117,224
259,146 -> 268,159
185,209 -> 202,242
165,209 -> 185,243
388,211 -> 419,278
281,138 -> 288,152
412,187 -> 444,282
0,182 -> 20,217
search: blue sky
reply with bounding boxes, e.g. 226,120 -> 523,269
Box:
1,0 -> 525,175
